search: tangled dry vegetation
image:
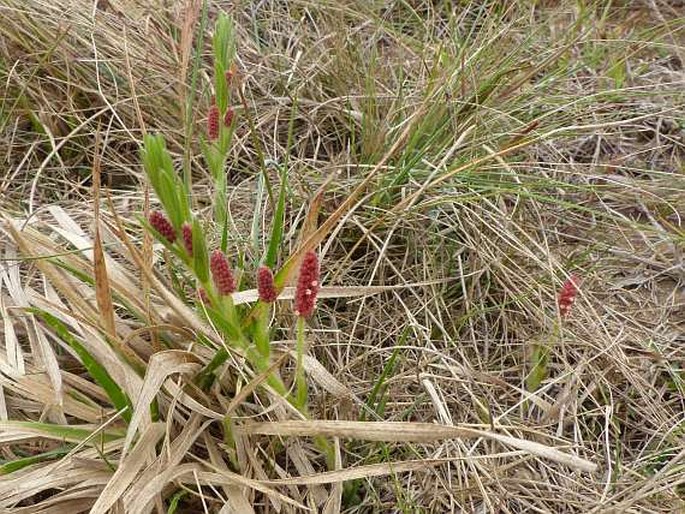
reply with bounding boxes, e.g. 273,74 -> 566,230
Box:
0,1 -> 684,512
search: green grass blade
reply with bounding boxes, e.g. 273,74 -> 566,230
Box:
32,309 -> 133,423
182,0 -> 209,196
263,163 -> 287,268
0,420 -> 124,443
0,447 -> 71,475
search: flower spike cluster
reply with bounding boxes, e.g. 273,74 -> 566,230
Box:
149,211 -> 176,243
224,107 -> 234,128
181,223 -> 193,256
558,274 -> 581,318
294,251 -> 320,318
210,250 -> 236,296
257,266 -> 278,303
207,101 -> 220,140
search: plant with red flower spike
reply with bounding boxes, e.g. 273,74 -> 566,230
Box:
149,210 -> 176,243
181,223 -> 193,256
210,250 -> 235,296
207,101 -> 220,140
528,273 -> 583,397
558,274 -> 581,319
294,251 -> 320,318
254,265 -> 278,359
257,266 -> 278,303
292,250 -> 321,410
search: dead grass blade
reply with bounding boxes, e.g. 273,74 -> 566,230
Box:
239,420 -> 597,472
322,438 -> 342,514
91,131 -> 116,336
123,350 -> 200,455
232,281 -> 449,306
204,429 -> 256,514
0,464 -> 112,510
90,422 -> 166,514
122,414 -> 204,511
126,464 -> 308,513
267,458 -> 446,486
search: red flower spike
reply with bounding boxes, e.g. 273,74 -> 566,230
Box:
149,211 -> 176,243
223,107 -> 234,128
210,250 -> 236,296
558,274 -> 581,318
207,103 -> 220,140
257,266 -> 277,303
181,223 -> 193,256
294,251 -> 320,318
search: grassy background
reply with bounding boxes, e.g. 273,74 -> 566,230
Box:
0,0 -> 684,512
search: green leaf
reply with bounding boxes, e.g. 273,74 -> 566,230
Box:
33,309 -> 133,423
201,139 -> 223,180
0,420 -> 124,444
176,180 -> 191,228
192,218 -> 209,284
264,163 -> 287,269
141,134 -> 174,188
250,174 -> 266,259
213,13 -> 235,112
205,305 -> 243,345
362,332 -> 404,420
527,343 -> 549,393
213,170 -> 228,252
195,348 -> 228,390
142,134 -> 187,229
167,489 -> 189,514
182,0 -> 210,194
158,172 -> 183,230
0,447 -> 71,475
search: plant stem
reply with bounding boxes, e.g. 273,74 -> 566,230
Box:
295,316 -> 308,411
255,304 -> 271,359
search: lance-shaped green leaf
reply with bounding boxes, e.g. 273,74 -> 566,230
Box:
0,447 -> 71,475
213,12 -> 235,112
141,134 -> 173,193
141,134 -> 188,229
0,420 -> 124,444
34,309 -> 133,423
192,218 -> 209,284
527,342 -> 549,393
264,163 -> 287,269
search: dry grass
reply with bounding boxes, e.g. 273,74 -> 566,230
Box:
0,0 -> 684,512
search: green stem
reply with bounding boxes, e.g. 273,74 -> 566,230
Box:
255,304 -> 271,359
183,0 -> 209,201
296,316 -> 308,411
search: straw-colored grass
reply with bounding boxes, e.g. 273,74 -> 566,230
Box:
0,1 -> 683,512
